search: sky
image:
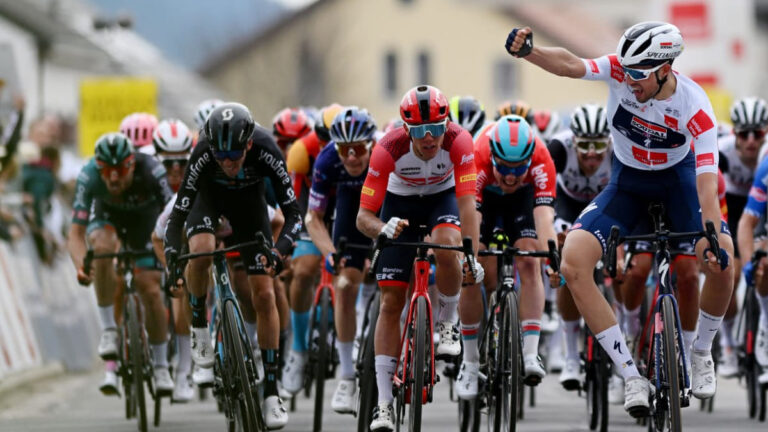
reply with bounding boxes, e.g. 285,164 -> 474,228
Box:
86,0 -> 289,70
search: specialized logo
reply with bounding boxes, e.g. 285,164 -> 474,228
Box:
578,202 -> 598,219
613,340 -> 622,354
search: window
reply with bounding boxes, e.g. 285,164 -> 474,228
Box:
384,51 -> 397,98
298,40 -> 326,104
493,59 -> 517,98
417,51 -> 431,85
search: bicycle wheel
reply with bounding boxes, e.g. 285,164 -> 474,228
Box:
223,300 -> 264,432
127,295 -> 148,432
458,399 -> 481,432
489,292 -> 519,432
660,296 -> 682,432
312,288 -> 332,432
408,297 -> 428,432
357,293 -> 380,432
596,350 -> 610,431
586,340 -> 599,430
745,287 -> 760,419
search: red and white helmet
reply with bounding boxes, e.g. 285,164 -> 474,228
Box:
152,119 -> 193,156
399,85 -> 449,125
120,112 -> 158,148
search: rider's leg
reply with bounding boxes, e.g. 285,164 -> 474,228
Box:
335,267 -> 363,380
288,250 -> 322,353
619,253 -> 652,341
557,285 -> 581,363
88,227 -> 119,331
249,274 -> 281,397
693,233 -> 734,352
375,283 -> 407,404
672,256 -> 699,359
515,237 -> 546,359
134,269 -> 168,355
432,226 -> 463,357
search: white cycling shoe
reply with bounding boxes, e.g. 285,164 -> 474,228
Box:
262,395 -> 288,430
623,376 -> 650,418
98,329 -> 118,360
608,374 -> 625,405
192,364 -> 214,387
558,358 -> 581,391
281,350 -> 307,395
153,367 -> 174,396
455,361 -> 480,399
370,402 -> 395,432
99,370 -> 120,397
172,374 -> 194,403
331,379 -> 356,414
691,349 -> 716,399
523,354 -> 546,386
190,327 -> 214,368
435,321 -> 461,357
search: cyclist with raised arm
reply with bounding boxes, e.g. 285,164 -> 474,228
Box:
356,85 -> 482,432
282,103 -> 344,394
163,103 -> 301,429
67,133 -> 175,396
718,97 -> 768,375
546,105 -> 613,390
305,106 -> 377,414
456,114 -> 557,399
506,22 -> 733,416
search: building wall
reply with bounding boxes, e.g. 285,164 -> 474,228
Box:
207,0 -> 609,127
0,15 -> 40,120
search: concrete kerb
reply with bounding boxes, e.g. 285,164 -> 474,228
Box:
0,362 -> 65,399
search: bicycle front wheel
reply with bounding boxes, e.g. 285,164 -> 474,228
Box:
313,287 -> 332,432
127,295 -> 148,432
224,300 -> 264,432
408,297 -> 428,432
660,296 -> 682,432
490,291 -> 519,432
357,293 -> 380,432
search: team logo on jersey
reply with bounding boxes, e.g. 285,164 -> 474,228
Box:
459,174 -> 476,183
530,164 -> 548,190
613,105 -> 686,149
632,147 -> 668,165
687,110 -> 715,138
362,186 -> 375,196
460,154 -> 475,165
631,116 -> 667,140
696,153 -> 715,168
664,115 -> 678,130
587,59 -> 599,74
749,186 -> 767,203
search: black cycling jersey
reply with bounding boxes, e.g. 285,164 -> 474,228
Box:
164,125 -> 302,257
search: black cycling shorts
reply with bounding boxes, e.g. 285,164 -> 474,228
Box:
332,183 -> 371,271
87,201 -> 162,270
479,185 -> 537,247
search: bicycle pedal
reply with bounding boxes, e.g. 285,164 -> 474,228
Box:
681,394 -> 690,408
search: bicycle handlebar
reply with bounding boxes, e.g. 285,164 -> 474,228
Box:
368,234 -> 478,280
333,237 -> 373,275
83,249 -> 157,275
478,239 -> 560,272
176,233 -> 273,264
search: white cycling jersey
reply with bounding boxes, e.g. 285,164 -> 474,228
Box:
718,134 -> 757,196
549,129 -> 612,203
581,55 -> 718,175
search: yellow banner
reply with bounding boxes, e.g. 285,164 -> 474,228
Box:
78,78 -> 157,157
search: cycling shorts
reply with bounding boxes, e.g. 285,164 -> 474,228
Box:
331,183 -> 371,271
573,153 -> 730,254
292,239 -> 322,259
553,184 -> 587,234
86,202 -> 161,270
185,182 -> 273,275
479,185 -> 537,246
376,188 -> 460,286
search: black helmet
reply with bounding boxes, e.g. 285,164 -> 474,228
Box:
449,96 -> 486,136
205,102 -> 255,152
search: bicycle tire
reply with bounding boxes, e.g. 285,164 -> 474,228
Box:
357,293 -> 380,432
660,296 -> 682,432
597,349 -> 610,431
224,300 -> 263,432
746,285 -> 760,419
408,297 -> 428,432
313,288 -> 332,432
586,338 -> 599,430
128,295 -> 148,432
458,399 -> 481,432
489,291 -> 520,432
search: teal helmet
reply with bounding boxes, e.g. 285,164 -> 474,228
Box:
488,115 -> 535,163
94,132 -> 135,166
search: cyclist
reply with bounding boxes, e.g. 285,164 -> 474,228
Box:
448,96 -> 487,138
163,103 -> 301,428
282,103 -> 344,394
718,96 -> 768,376
495,99 -> 535,124
546,105 -> 613,390
736,127 -> 768,385
66,132 -> 175,396
193,99 -> 224,131
305,106 -> 377,414
273,107 -> 313,154
506,21 -> 733,416
120,112 -> 158,155
456,114 -> 557,399
533,109 -> 563,142
356,85 -> 482,432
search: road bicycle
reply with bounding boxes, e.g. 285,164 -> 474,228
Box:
739,249 -> 767,421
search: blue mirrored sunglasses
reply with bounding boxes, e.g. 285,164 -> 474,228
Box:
492,156 -> 530,177
407,121 -> 447,139
622,63 -> 664,81
213,149 -> 246,161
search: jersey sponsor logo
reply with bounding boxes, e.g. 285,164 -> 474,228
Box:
621,98 -> 644,111
400,167 -> 420,174
587,59 -> 599,74
613,105 -> 686,149
687,110 -> 715,138
530,164 -> 549,190
362,186 -> 375,196
749,186 -> 767,203
578,202 -> 598,219
180,196 -> 190,209
185,152 -> 210,191
664,115 -> 678,130
460,153 -> 475,165
73,184 -> 88,209
368,167 -> 380,177
696,152 -> 715,168
608,55 -> 625,83
258,149 -> 291,185
459,173 -> 476,183
632,146 -> 668,165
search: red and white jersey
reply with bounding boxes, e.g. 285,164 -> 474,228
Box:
581,55 -> 718,176
474,122 -> 557,207
359,123 -> 476,212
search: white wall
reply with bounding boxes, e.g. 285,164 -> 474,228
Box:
0,14 -> 40,120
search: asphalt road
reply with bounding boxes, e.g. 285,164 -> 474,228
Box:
1,363 -> 766,432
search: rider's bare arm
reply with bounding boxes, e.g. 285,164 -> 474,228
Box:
510,28 -> 586,78
356,207 -> 386,240
306,209 -> 334,257
67,223 -> 88,270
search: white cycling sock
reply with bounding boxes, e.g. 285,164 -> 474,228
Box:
337,341 -> 355,380
720,317 -> 736,348
596,324 -> 639,380
98,305 -> 117,331
461,322 -> 481,363
757,292 -> 768,328
563,320 -> 581,361
693,310 -> 723,352
375,355 -> 397,404
152,342 -> 169,368
176,334 -> 192,376
437,292 -> 460,324
521,320 -> 541,357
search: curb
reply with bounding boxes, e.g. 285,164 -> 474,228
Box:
0,362 -> 65,397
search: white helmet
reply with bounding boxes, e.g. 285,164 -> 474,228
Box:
730,97 -> 768,131
570,104 -> 609,139
194,98 -> 224,129
152,119 -> 193,156
617,21 -> 684,67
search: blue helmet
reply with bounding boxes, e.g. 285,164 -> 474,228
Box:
329,106 -> 377,144
489,115 -> 535,163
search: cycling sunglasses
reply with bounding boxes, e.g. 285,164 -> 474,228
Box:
406,120 -> 448,139
161,157 -> 189,170
622,63 -> 665,81
492,156 -> 530,177
736,129 -> 766,141
213,149 -> 246,161
335,142 -> 370,158
97,156 -> 135,178
575,139 -> 610,154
